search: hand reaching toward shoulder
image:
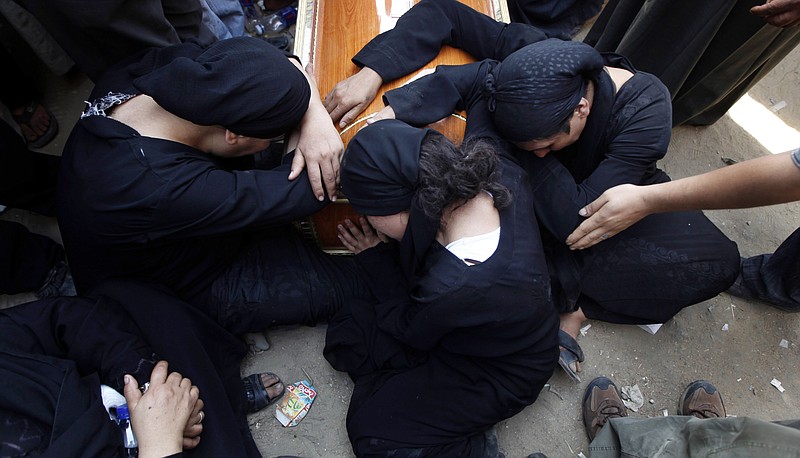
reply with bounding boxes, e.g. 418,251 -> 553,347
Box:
751,0 -> 800,27
324,67 -> 383,129
338,217 -> 387,254
124,361 -> 203,458
288,59 -> 344,201
565,184 -> 651,250
291,102 -> 344,201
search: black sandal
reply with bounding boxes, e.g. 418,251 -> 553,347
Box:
558,330 -> 585,382
242,372 -> 285,413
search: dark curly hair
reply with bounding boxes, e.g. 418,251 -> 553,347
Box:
416,134 -> 512,222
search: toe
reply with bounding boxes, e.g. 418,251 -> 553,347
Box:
260,373 -> 285,400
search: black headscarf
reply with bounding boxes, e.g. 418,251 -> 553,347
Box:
483,38 -> 604,142
341,120 -> 444,278
341,120 -> 438,216
131,37 -> 310,139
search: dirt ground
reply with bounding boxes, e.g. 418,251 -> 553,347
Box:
2,11 -> 799,458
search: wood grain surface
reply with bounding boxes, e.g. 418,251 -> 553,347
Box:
295,0 -> 508,252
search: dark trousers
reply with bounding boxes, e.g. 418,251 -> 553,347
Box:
0,117 -> 60,215
0,41 -> 39,109
0,45 -> 60,216
15,0 -> 213,81
0,283 -> 262,457
326,302 -> 513,458
584,0 -> 800,126
738,227 -> 800,311
0,220 -> 61,294
550,210 -> 740,325
90,280 -> 262,457
207,226 -> 371,335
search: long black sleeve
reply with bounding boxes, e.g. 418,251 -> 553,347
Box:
353,0 -> 547,82
0,296 -> 156,392
383,61 -> 494,126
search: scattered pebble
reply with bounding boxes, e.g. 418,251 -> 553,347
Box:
649,399 -> 655,404
771,100 -> 787,112
637,323 -> 662,334
722,323 -> 729,331
779,339 -> 790,349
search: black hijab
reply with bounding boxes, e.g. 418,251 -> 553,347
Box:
131,37 -> 310,139
484,38 -> 604,142
341,120 -> 445,279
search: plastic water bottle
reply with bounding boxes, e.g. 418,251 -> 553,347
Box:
246,17 -> 267,36
261,5 -> 297,35
116,404 -> 139,457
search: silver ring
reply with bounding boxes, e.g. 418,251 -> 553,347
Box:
600,233 -> 609,240
198,411 -> 205,424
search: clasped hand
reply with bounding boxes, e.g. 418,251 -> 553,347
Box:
337,217 -> 388,254
123,361 -> 204,458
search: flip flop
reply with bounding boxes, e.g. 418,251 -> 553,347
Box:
558,330 -> 585,382
12,101 -> 59,149
242,372 -> 286,413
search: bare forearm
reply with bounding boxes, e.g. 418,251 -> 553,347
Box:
567,151 -> 800,250
288,57 -> 343,200
289,58 -> 324,118
643,151 -> 800,213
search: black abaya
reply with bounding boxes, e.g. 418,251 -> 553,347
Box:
0,281 -> 262,457
584,0 -> 800,126
325,118 -> 558,456
350,0 -> 741,324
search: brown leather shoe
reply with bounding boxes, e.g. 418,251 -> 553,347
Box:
583,376 -> 628,441
679,380 -> 726,418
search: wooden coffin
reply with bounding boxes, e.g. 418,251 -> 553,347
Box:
294,0 -> 509,253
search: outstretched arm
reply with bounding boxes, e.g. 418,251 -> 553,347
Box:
566,150 -> 800,249
325,0 -> 547,127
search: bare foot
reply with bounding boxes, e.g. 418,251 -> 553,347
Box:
12,102 -> 52,141
243,372 -> 286,413
260,373 -> 285,401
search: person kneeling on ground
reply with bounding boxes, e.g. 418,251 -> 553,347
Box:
326,119 -> 558,457
324,0 -> 740,382
56,37 -> 371,350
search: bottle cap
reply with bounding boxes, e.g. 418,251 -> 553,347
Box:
117,404 -> 131,420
